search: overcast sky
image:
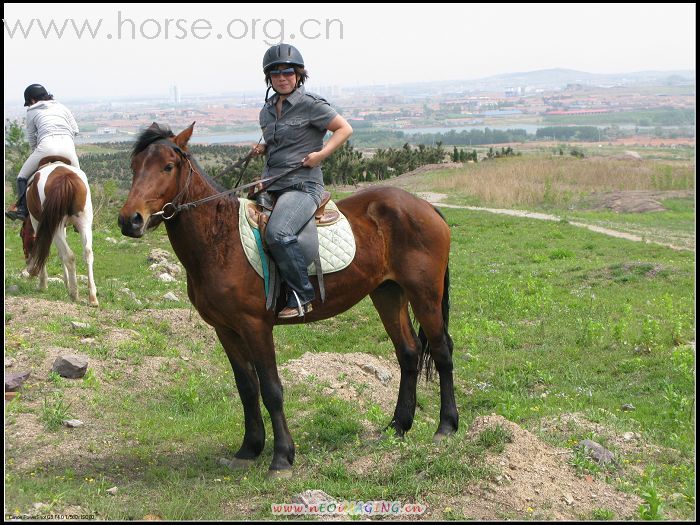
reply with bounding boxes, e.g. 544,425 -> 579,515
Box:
3,3 -> 696,103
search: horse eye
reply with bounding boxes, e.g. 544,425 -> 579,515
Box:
164,163 -> 174,172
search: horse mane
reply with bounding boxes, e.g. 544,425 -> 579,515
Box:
132,123 -> 230,194
131,124 -> 175,159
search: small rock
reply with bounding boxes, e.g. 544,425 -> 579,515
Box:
81,337 -> 96,345
7,284 -> 20,294
623,431 -> 640,441
63,419 -> 84,428
78,275 -> 88,282
158,273 -> 176,282
563,493 -> 574,506
47,277 -> 64,284
32,502 -> 48,510
163,292 -> 179,302
5,371 -> 31,391
579,439 -> 616,466
360,363 -> 392,385
105,237 -> 119,244
5,357 -> 16,368
621,403 -> 636,411
147,248 -> 172,264
291,489 -> 336,506
71,321 -> 89,330
52,356 -> 89,379
106,486 -> 118,495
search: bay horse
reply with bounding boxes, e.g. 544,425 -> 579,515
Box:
21,156 -> 98,307
118,123 -> 456,476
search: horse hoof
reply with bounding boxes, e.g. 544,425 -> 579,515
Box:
432,431 -> 455,444
89,299 -> 99,307
218,457 -> 254,470
266,468 -> 293,480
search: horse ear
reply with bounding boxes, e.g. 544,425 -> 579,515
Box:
174,122 -> 195,149
148,122 -> 160,130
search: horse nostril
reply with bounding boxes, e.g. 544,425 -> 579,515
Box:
131,212 -> 143,228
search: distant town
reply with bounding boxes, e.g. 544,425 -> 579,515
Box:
4,68 -> 695,145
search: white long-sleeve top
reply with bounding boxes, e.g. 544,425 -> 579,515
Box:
26,100 -> 79,149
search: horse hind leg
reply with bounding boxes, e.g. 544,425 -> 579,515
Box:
74,215 -> 98,306
53,226 -> 79,301
404,277 -> 458,441
370,281 -> 420,437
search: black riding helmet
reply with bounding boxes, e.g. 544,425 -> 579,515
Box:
24,84 -> 50,107
262,43 -> 304,73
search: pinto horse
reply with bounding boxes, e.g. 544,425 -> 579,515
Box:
21,156 -> 98,307
118,123 -> 456,476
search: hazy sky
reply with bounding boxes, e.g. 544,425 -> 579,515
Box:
3,3 -> 696,103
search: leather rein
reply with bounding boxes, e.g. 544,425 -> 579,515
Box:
148,140 -> 302,220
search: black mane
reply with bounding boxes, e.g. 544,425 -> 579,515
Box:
131,123 -> 229,194
131,124 -> 175,159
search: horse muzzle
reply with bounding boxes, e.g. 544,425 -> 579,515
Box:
118,211 -> 146,238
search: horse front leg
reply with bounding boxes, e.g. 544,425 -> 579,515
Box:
53,227 -> 78,301
215,326 -> 265,467
241,323 -> 295,477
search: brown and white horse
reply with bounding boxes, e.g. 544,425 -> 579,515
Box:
21,156 -> 98,306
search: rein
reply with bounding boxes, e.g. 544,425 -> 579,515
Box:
149,140 -> 302,220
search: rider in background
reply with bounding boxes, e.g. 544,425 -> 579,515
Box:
6,84 -> 81,221
252,44 -> 353,319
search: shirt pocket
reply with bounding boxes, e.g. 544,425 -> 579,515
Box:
285,117 -> 309,128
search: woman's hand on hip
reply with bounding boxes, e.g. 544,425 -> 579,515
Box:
302,151 -> 324,168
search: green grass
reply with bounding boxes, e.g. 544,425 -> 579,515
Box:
4,187 -> 695,519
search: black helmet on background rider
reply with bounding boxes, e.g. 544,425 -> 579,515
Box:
262,43 -> 304,73
24,83 -> 51,107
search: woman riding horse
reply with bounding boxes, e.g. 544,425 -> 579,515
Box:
251,44 -> 353,319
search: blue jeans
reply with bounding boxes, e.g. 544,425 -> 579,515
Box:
265,182 -> 322,305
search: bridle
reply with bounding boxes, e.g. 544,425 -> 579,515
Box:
145,140 -> 302,220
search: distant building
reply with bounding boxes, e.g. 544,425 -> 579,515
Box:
171,85 -> 181,105
96,127 -> 117,135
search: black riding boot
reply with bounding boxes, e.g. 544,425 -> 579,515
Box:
268,234 -> 315,317
5,178 -> 28,221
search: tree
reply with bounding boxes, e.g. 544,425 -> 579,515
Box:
5,119 -> 30,182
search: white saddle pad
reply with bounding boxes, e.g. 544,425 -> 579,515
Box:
238,198 -> 356,277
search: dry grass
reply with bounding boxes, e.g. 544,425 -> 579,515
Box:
420,156 -> 695,208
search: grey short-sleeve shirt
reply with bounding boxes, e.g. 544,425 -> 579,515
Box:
259,86 -> 338,191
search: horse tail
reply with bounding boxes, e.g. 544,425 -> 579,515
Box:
28,171 -> 78,276
417,206 -> 453,381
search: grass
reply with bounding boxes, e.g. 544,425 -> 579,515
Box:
4,151 -> 695,520
414,156 -> 694,210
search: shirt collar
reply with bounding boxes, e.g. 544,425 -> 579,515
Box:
268,85 -> 305,107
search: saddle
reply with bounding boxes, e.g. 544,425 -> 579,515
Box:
245,190 -> 340,251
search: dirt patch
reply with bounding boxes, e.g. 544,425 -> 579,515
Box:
450,414 -> 642,520
280,351 -> 401,414
534,412 -> 677,472
583,190 -> 694,213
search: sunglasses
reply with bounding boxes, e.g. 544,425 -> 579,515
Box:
269,67 -> 296,77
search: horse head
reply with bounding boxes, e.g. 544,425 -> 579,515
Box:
118,122 -> 195,238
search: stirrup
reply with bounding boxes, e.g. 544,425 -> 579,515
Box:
278,290 -> 313,319
5,208 -> 27,221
